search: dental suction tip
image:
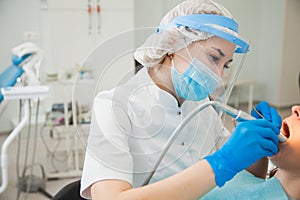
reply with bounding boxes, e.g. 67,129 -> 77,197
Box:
278,132 -> 287,143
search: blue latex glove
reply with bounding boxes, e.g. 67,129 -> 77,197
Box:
205,119 -> 279,187
251,101 -> 282,128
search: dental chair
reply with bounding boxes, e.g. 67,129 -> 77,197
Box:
0,42 -> 49,194
0,42 -> 44,107
0,54 -> 25,113
52,179 -> 84,200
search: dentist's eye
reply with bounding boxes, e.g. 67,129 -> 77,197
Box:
224,60 -> 233,70
224,64 -> 230,69
210,55 -> 219,62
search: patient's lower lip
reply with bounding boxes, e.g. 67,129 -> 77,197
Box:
281,131 -> 289,138
279,132 -> 287,142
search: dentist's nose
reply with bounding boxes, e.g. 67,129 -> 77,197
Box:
291,106 -> 300,118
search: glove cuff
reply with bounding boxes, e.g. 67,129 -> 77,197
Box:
205,150 -> 237,187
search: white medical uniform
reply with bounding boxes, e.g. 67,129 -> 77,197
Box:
81,67 -> 230,199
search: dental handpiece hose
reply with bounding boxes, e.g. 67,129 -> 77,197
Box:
142,100 -> 286,186
216,102 -> 287,143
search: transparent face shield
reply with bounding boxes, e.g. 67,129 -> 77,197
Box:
172,39 -> 248,106
218,47 -> 248,104
171,14 -> 249,104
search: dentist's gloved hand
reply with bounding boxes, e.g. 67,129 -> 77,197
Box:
251,101 -> 282,128
205,119 -> 279,187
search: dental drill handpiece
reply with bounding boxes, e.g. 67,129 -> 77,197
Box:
216,103 -> 287,143
142,101 -> 286,186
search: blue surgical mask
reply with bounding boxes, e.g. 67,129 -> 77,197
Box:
171,58 -> 221,101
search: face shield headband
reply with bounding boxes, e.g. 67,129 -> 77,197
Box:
158,14 -> 249,54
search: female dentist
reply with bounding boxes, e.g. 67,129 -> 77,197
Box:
80,0 -> 282,199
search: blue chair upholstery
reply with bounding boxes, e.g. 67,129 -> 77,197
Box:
0,53 -> 33,103
0,65 -> 24,103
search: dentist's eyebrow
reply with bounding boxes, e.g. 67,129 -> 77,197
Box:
212,47 -> 225,57
212,47 -> 233,63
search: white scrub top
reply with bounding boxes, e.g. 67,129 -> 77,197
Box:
80,67 -> 230,199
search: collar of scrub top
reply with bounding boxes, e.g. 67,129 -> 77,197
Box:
157,14 -> 249,54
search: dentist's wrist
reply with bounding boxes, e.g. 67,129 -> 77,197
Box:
205,149 -> 237,187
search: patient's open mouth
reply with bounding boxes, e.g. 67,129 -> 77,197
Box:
282,122 -> 290,139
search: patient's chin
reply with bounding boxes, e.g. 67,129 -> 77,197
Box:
270,149 -> 296,171
270,149 -> 284,165
270,155 -> 278,164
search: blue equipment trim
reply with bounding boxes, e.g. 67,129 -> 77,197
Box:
12,53 -> 32,65
0,53 -> 33,102
0,65 -> 24,103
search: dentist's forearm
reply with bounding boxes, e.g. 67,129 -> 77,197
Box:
91,160 -> 216,200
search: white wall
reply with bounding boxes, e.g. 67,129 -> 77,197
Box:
222,0 -> 300,107
134,0 -> 184,48
0,0 -> 41,67
219,0 -> 285,106
41,0 -> 134,75
279,0 -> 300,106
